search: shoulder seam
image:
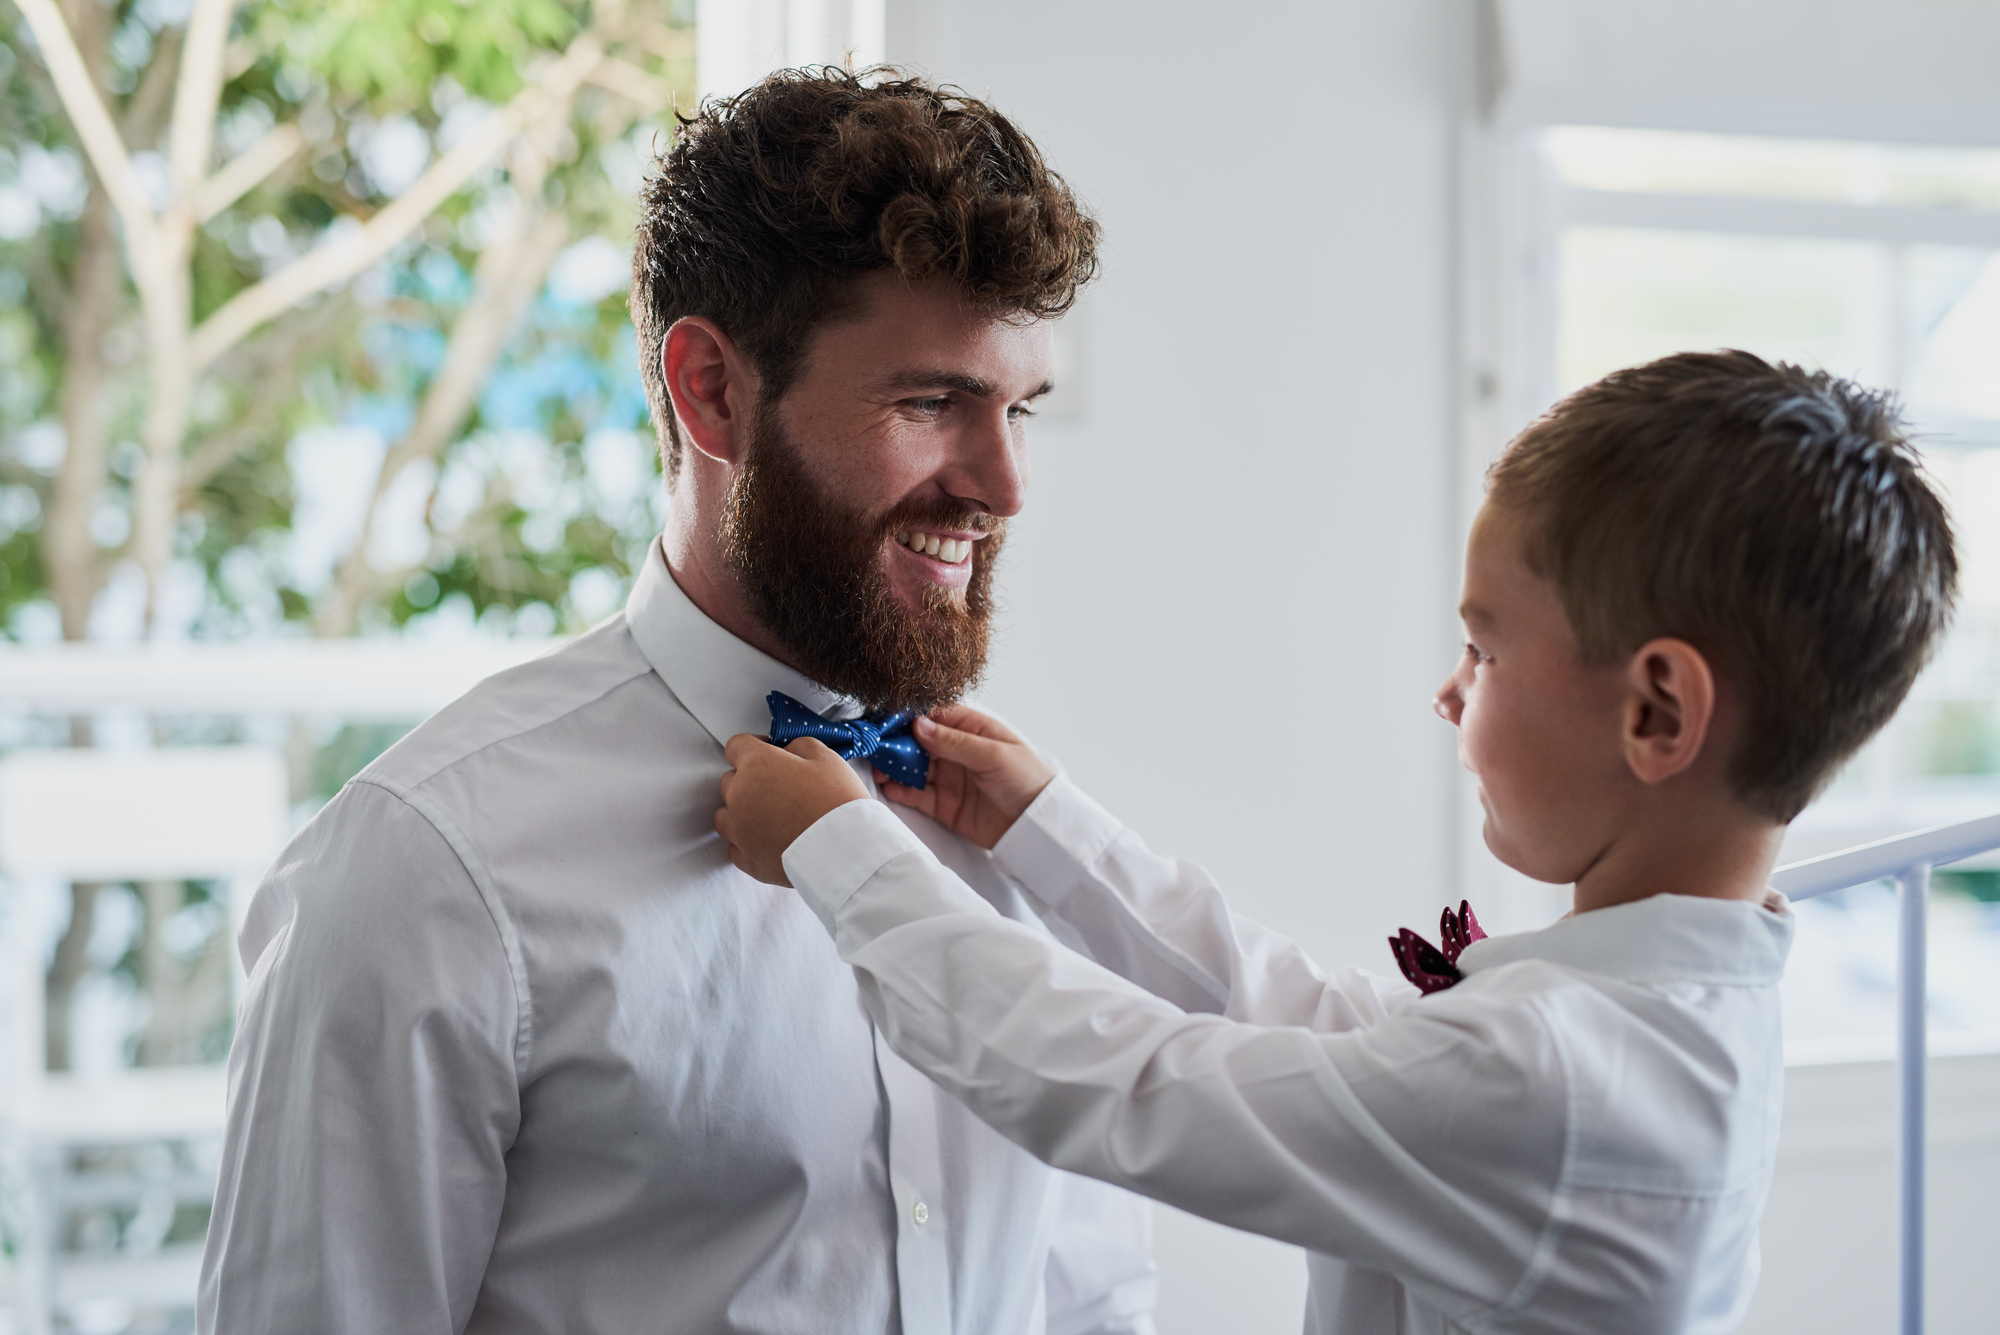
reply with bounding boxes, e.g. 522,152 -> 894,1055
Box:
350,777 -> 535,1077
369,631 -> 654,796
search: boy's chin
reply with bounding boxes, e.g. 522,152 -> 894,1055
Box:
1480,818 -> 1575,887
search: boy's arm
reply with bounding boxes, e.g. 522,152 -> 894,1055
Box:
200,781 -> 518,1334
881,708 -> 1412,1030
991,773 -> 1413,1030
776,800 -> 1564,1304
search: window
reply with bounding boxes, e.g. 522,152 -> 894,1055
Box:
1496,126 -> 2000,1056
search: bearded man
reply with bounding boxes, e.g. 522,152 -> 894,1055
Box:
198,69 -> 1157,1335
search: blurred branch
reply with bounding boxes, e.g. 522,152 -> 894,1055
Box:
120,22 -> 185,144
223,30 -> 272,81
187,32 -> 609,373
588,56 -> 674,112
43,881 -> 100,1071
179,294 -> 355,497
46,184 -> 125,639
187,121 -> 305,222
315,197 -> 571,636
168,0 -> 234,196
14,0 -> 162,258
24,247 -> 71,341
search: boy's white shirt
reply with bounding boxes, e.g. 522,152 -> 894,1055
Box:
784,774 -> 1794,1335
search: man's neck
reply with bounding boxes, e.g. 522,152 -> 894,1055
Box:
660,495 -> 801,671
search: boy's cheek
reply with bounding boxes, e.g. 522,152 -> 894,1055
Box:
1454,697 -> 1502,778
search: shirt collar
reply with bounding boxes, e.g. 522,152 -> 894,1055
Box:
1457,889 -> 1794,987
624,537 -> 862,747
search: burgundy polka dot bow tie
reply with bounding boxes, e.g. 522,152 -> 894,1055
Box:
1388,900 -> 1486,995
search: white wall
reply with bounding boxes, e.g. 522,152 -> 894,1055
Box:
886,3 -> 1477,1330
894,0 -> 1473,1009
1744,1052 -> 2000,1335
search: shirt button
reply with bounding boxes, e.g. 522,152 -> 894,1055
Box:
912,1201 -> 930,1226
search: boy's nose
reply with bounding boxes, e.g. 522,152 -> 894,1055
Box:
1433,679 -> 1463,725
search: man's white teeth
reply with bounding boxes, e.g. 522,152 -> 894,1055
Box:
898,530 -> 970,564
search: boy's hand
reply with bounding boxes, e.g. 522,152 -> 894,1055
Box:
876,704 -> 1055,850
716,735 -> 873,886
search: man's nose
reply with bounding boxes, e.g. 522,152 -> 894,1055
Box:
942,407 -> 1028,518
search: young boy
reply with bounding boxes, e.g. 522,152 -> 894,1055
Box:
713,351 -> 1958,1334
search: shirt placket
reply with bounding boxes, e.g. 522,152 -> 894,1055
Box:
851,761 -> 953,1335
874,1025 -> 952,1335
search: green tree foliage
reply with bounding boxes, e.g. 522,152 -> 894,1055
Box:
281,0 -> 579,106
0,0 -> 692,644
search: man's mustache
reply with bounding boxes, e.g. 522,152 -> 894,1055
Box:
875,506 -> 1008,540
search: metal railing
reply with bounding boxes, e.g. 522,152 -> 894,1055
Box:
1770,810 -> 2000,1335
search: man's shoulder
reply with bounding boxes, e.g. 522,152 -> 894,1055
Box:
358,615 -> 669,798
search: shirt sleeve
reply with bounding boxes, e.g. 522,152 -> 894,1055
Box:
783,801 -> 1566,1306
200,779 -> 522,1335
990,776 -> 1415,1029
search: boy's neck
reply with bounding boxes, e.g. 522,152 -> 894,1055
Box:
1570,803 -> 1786,915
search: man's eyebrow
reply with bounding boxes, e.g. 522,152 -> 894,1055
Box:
880,370 -> 1055,401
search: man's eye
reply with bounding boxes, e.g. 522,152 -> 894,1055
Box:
909,396 -> 950,415
1007,403 -> 1037,422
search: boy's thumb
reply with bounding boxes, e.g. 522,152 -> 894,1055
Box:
916,715 -> 1004,770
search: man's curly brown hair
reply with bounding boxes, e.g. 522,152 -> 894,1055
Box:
632,66 -> 1101,480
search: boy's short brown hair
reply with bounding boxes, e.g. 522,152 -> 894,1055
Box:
1488,350 -> 1958,823
632,67 -> 1100,480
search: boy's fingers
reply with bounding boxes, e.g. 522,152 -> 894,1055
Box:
928,703 -> 1021,744
786,736 -> 837,761
916,716 -> 1010,770
724,733 -> 781,769
877,778 -> 927,812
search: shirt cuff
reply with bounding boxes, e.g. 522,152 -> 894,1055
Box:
991,774 -> 1126,911
784,798 -> 938,934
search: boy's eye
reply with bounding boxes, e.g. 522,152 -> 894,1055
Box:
1464,642 -> 1489,665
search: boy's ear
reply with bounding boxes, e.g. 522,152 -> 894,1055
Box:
662,316 -> 760,467
1621,637 -> 1716,786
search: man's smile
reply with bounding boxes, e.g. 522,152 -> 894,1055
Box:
893,528 -> 983,589
896,528 -> 980,565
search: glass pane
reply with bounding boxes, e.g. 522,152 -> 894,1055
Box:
1555,228 -> 1888,393
1924,451 -> 2000,613
1547,125 -> 2000,210
1783,881 -> 2000,1054
1903,247 -> 2000,423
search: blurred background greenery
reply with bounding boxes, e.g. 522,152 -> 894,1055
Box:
0,0 -> 691,651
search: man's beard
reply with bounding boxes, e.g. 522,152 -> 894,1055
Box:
719,406 -> 1007,714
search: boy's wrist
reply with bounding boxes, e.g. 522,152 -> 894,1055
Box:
783,798 -> 932,932
991,774 -> 1125,908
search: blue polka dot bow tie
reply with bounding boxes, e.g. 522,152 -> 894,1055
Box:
1388,900 -> 1486,995
766,691 -> 930,790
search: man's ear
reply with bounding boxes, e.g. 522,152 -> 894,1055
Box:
1621,637 -> 1716,785
663,317 -> 759,466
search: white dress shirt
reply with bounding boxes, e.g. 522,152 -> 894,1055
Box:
199,539 -> 1156,1335
782,775 -> 1797,1335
